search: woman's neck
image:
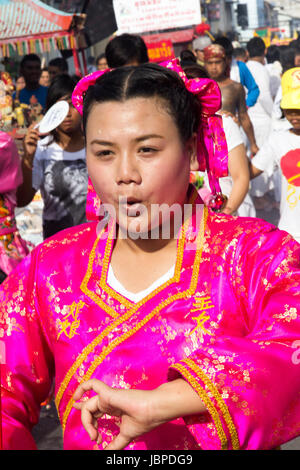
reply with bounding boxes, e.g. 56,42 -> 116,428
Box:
116,206 -> 186,255
116,232 -> 179,256
290,128 -> 300,136
55,129 -> 85,151
111,227 -> 179,293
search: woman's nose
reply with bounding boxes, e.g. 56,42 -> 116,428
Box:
116,154 -> 142,185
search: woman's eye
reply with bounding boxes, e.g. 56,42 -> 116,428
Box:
96,150 -> 112,157
139,147 -> 157,153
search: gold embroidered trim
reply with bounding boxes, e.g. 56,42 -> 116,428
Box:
98,216 -> 186,309
183,357 -> 240,450
170,362 -> 228,450
85,184 -> 199,313
99,222 -> 133,308
80,226 -> 119,319
80,216 -> 186,319
58,205 -> 208,431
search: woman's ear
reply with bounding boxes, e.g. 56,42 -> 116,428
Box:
187,133 -> 199,171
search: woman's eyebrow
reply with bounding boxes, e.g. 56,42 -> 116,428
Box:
90,139 -> 114,146
135,134 -> 164,142
90,135 -> 164,146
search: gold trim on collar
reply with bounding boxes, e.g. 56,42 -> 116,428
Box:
80,185 -> 199,316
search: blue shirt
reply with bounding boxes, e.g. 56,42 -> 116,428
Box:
14,85 -> 48,109
237,61 -> 260,108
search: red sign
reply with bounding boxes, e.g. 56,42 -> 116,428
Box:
146,40 -> 175,62
143,28 -> 194,45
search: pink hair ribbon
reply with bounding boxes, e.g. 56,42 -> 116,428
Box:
160,58 -> 228,197
72,68 -> 112,115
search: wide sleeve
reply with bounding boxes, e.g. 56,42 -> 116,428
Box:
168,226 -> 300,450
238,62 -> 259,108
0,248 -> 55,449
257,68 -> 274,116
0,131 -> 23,193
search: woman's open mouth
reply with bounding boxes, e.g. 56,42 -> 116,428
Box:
119,197 -> 146,217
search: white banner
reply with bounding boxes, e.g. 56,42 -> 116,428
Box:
113,0 -> 201,35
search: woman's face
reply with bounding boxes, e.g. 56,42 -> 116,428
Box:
97,57 -> 108,70
40,70 -> 50,87
57,95 -> 82,134
16,76 -> 25,90
86,97 -> 197,236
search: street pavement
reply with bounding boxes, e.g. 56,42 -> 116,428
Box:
15,190 -> 300,450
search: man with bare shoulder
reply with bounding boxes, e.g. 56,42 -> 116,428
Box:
203,44 -> 259,156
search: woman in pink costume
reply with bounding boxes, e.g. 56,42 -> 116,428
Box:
0,131 -> 29,283
1,61 -> 300,451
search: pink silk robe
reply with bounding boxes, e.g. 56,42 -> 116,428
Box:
0,131 -> 30,275
1,191 -> 300,450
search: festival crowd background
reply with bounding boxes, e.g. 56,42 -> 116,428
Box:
1,28 -> 300,450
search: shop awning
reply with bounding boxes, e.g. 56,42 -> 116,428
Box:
0,0 -> 80,58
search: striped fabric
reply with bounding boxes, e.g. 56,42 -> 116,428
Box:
0,0 -> 76,57
0,0 -> 73,39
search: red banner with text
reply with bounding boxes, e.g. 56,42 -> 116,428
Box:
146,40 -> 175,63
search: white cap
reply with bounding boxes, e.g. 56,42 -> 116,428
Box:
192,36 -> 212,51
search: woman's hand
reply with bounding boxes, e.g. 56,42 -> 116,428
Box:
73,378 -> 206,450
22,125 -> 40,170
218,110 -> 239,124
73,379 -> 167,450
222,205 -> 235,215
250,142 -> 259,157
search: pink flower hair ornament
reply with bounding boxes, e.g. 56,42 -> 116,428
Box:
72,59 -> 228,219
71,68 -> 112,115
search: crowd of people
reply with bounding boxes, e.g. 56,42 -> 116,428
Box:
0,30 -> 300,451
188,33 -> 300,242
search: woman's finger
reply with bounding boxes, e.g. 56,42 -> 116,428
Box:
81,398 -> 100,441
24,134 -> 38,143
73,379 -> 106,401
104,432 -> 131,451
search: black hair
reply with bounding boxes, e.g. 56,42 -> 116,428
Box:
266,45 -> 280,63
289,39 -> 300,49
45,74 -> 78,144
182,64 -> 209,80
82,63 -> 200,144
280,47 -> 296,73
246,37 -> 266,58
48,57 -> 69,72
70,74 -> 82,85
293,45 -> 300,56
213,36 -> 234,58
96,53 -> 106,62
179,49 -> 197,66
232,47 -> 247,59
46,73 -> 76,111
105,34 -> 149,68
20,53 -> 41,68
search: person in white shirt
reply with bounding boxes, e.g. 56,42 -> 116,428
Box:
265,45 -> 282,100
249,67 -> 300,243
17,74 -> 88,239
220,115 -> 256,217
183,63 -> 255,217
246,37 -> 274,199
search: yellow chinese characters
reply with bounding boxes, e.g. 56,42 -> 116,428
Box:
57,300 -> 85,340
189,295 -> 214,336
